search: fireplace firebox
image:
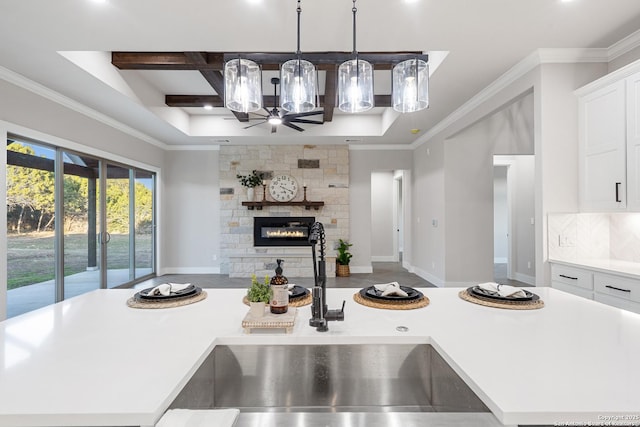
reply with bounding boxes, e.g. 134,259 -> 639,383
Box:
253,217 -> 315,247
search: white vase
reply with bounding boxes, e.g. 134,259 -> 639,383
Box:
246,187 -> 255,201
249,301 -> 265,317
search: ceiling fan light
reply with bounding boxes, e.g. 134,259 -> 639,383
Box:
224,58 -> 263,113
392,58 -> 429,113
268,116 -> 283,125
338,58 -> 374,113
280,59 -> 317,113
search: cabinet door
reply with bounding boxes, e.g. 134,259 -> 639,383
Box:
627,72 -> 640,211
579,80 -> 627,211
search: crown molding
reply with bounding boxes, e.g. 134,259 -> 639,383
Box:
608,28 -> 640,61
349,144 -> 415,151
165,144 -> 220,151
411,48 -> 610,149
0,65 -> 169,150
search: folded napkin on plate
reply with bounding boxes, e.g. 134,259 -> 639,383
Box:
477,282 -> 526,298
155,408 -> 240,427
146,283 -> 192,296
373,282 -> 408,297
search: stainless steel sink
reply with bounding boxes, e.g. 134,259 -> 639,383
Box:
170,344 -> 506,426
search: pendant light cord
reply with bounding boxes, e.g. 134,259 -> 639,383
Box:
352,0 -> 357,56
296,0 -> 302,57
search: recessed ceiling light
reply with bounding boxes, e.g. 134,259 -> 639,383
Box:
203,105 -> 213,110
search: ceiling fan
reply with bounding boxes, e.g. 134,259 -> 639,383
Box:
243,77 -> 324,133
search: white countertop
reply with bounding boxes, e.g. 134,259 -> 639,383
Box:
1,287 -> 640,426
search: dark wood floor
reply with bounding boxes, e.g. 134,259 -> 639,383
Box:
134,262 -> 532,290
134,262 -> 437,290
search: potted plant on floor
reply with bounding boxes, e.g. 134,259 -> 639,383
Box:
236,170 -> 262,201
247,274 -> 272,317
336,239 -> 353,277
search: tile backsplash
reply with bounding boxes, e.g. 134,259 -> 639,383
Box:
548,212 -> 640,262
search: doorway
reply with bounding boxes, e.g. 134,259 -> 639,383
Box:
493,155 -> 535,286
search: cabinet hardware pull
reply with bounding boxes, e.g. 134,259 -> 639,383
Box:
605,285 -> 631,293
615,182 -> 622,202
559,274 -> 578,280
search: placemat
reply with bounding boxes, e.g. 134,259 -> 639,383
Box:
242,292 -> 312,308
127,290 -> 207,309
458,288 -> 544,310
353,292 -> 430,310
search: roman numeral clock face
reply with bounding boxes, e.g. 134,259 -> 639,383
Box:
268,175 -> 298,202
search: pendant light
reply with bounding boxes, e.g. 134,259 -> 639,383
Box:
392,58 -> 429,113
224,58 -> 262,113
338,0 -> 374,113
280,0 -> 318,113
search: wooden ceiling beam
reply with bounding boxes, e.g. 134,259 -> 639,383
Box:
184,52 -> 249,122
323,65 -> 337,122
165,94 -> 392,108
112,51 -> 427,71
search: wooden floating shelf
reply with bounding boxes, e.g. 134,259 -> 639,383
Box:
241,201 -> 325,210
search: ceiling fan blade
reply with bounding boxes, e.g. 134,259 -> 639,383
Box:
284,110 -> 324,119
282,122 -> 305,132
271,125 -> 277,134
243,120 -> 267,129
288,118 -> 324,125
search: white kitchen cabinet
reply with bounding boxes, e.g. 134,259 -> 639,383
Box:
550,262 -> 640,314
578,80 -> 627,211
550,263 -> 594,300
626,72 -> 640,210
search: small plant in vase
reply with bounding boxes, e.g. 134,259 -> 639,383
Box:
336,239 -> 353,277
236,170 -> 262,201
247,274 -> 272,317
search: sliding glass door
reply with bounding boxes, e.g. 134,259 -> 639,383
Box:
62,151 -> 101,299
6,135 -> 157,318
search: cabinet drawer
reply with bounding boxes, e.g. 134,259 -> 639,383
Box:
594,273 -> 640,303
595,293 -> 640,314
550,265 -> 593,290
551,281 -> 594,300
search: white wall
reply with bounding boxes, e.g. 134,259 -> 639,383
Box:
371,171 -> 395,261
493,166 -> 508,263
350,149 -> 413,273
413,60 -> 608,287
161,149 -> 220,274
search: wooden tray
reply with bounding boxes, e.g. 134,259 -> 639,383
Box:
242,307 -> 298,334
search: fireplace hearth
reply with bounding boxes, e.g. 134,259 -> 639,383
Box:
254,217 -> 315,247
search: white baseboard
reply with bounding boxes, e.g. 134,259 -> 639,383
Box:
494,257 -> 507,264
443,281 -> 478,288
514,272 -> 536,286
159,267 -> 221,275
371,256 -> 397,262
350,265 -> 373,274
411,266 -> 445,288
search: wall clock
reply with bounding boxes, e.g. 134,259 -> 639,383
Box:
269,175 -> 299,202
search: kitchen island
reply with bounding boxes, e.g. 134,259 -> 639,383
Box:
0,287 -> 639,426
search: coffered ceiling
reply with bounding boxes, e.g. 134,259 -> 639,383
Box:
1,0 -> 640,147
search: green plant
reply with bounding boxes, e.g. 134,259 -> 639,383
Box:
336,239 -> 353,265
236,170 -> 262,188
247,274 -> 272,303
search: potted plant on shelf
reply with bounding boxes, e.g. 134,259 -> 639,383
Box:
247,274 -> 272,317
236,170 -> 262,201
336,239 -> 353,277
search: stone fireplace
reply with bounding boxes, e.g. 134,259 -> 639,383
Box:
219,144 -> 349,278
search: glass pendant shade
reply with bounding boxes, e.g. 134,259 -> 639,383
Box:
280,59 -> 318,113
392,59 -> 429,113
338,59 -> 374,113
224,59 -> 263,113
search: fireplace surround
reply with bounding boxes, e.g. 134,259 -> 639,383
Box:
253,217 -> 315,247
